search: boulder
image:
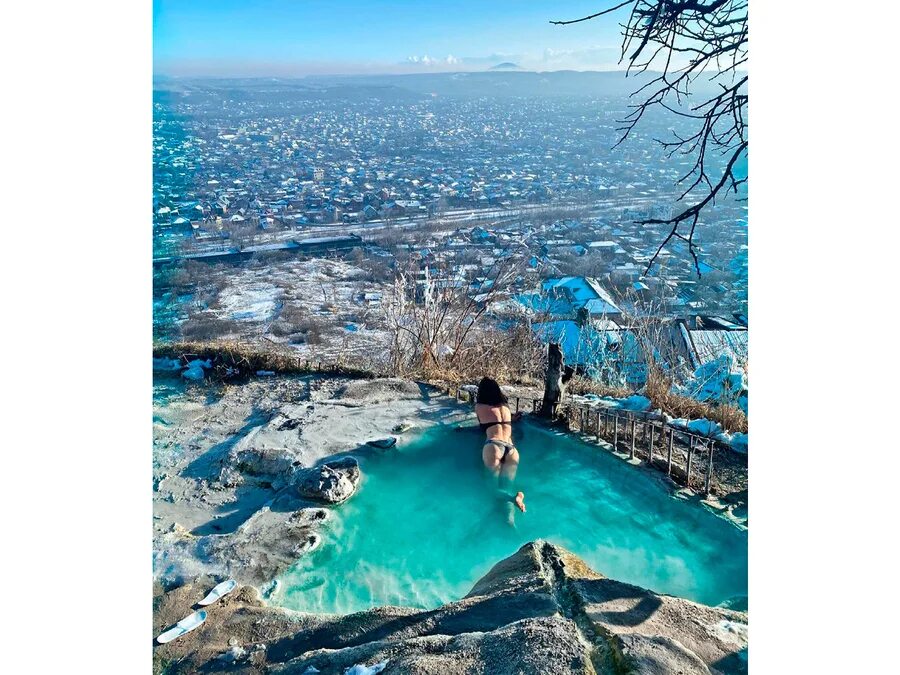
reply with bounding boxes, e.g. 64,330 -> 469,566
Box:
230,445 -> 301,478
366,437 -> 397,450
216,465 -> 244,489
391,421 -> 414,434
292,457 -> 361,504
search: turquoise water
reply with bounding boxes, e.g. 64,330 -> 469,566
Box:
275,421 -> 747,614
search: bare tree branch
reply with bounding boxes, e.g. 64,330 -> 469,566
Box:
552,0 -> 748,277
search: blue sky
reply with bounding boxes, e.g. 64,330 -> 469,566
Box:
154,0 -> 628,76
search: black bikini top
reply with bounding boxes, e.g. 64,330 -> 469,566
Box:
479,419 -> 512,431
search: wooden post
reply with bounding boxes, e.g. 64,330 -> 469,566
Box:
705,441 -> 715,496
596,411 -> 602,441
515,397 -> 520,413
630,417 -> 636,460
579,406 -> 584,431
541,342 -> 565,419
666,426 -> 674,475
648,424 -> 654,465
686,436 -> 695,488
613,413 -> 619,448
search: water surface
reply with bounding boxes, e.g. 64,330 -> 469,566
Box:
276,421 -> 747,614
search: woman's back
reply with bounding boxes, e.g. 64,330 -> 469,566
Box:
475,403 -> 513,442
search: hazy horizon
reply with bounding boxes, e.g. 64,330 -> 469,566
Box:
153,0 -> 650,78
153,67 -> 642,80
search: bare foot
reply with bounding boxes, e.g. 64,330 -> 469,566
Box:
514,491 -> 526,513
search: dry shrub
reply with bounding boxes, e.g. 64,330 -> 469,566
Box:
153,340 -> 378,379
417,323 -> 546,387
160,261 -> 212,289
566,374 -> 632,399
268,306 -> 327,345
644,367 -> 747,434
300,316 -> 326,345
179,315 -> 244,341
269,304 -> 306,337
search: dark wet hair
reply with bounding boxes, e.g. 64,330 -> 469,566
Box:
477,377 -> 508,406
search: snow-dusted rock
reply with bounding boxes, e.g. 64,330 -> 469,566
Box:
230,445 -> 301,477
366,437 -> 397,450
293,457 -> 361,504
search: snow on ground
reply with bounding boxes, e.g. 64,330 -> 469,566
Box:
567,390 -> 748,454
666,416 -> 748,454
168,257 -> 395,366
216,281 -> 281,322
675,354 -> 747,410
571,393 -> 652,412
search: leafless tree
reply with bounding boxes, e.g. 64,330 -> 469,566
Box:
552,1 -> 747,277
383,244 -> 543,381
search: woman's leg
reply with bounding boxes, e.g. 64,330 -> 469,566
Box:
499,448 -> 526,513
482,443 -> 503,477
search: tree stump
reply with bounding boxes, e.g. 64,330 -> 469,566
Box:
541,342 -> 565,418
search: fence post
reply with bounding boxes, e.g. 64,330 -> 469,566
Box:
686,436 -> 695,489
515,397 -> 520,414
705,441 -> 715,496
666,426 -> 674,475
613,413 -> 619,448
596,411 -> 602,441
579,406 -> 584,431
630,417 -> 636,460
648,424 -> 654,465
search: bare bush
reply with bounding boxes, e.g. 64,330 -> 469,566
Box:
383,246 -> 542,385
179,315 -> 245,341
644,366 -> 747,433
269,304 -> 327,345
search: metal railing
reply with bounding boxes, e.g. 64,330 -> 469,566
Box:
560,403 -> 720,496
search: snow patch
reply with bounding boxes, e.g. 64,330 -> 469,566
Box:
345,663 -> 387,675
218,281 -> 280,322
154,357 -> 182,372
675,354 -> 747,409
182,359 -> 212,381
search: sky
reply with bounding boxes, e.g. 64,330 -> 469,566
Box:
153,0 -> 630,77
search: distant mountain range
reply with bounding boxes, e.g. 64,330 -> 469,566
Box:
153,70 -> 725,102
489,62 -> 522,71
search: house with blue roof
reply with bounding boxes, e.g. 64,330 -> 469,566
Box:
518,276 -> 623,320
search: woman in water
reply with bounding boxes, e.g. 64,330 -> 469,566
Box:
475,377 -> 526,514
